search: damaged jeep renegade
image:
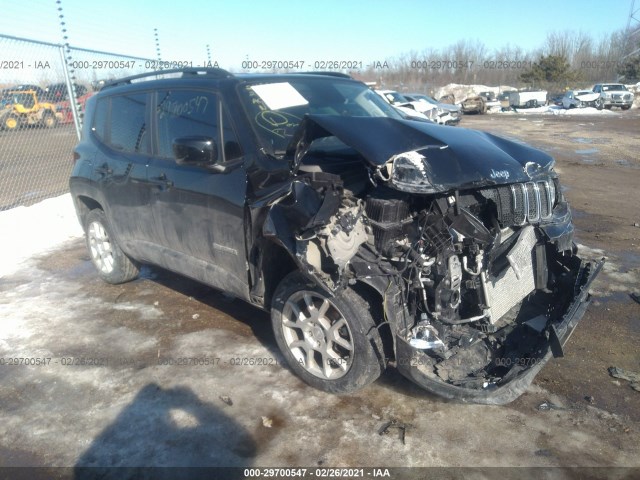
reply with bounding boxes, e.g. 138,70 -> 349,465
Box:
70,69 -> 603,404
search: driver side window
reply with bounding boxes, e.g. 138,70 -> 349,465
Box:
155,89 -> 219,160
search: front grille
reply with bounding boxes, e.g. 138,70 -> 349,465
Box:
481,180 -> 556,227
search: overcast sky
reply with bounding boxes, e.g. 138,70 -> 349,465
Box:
0,0 -> 633,70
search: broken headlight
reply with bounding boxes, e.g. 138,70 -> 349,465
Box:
388,151 -> 437,193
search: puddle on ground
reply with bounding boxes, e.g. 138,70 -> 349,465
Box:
615,159 -> 632,167
572,137 -> 593,144
578,157 -> 596,164
617,249 -> 640,267
593,290 -> 633,305
575,148 -> 599,155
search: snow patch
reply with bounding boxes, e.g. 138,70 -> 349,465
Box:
575,244 -> 639,296
0,194 -> 83,278
434,83 -> 516,103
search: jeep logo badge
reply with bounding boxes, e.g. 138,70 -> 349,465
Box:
490,169 -> 510,180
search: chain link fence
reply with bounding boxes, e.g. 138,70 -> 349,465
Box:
0,34 -> 154,210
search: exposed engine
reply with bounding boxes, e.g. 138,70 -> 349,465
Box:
344,181 -> 586,390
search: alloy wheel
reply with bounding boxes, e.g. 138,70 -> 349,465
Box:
281,291 -> 354,380
87,221 -> 115,274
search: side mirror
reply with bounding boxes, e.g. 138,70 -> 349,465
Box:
172,136 -> 218,166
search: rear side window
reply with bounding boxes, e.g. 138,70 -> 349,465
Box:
109,93 -> 149,154
155,90 -> 219,159
91,97 -> 108,141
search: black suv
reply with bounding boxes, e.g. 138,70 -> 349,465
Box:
70,68 -> 603,404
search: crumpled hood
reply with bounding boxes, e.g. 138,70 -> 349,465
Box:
574,92 -> 600,102
288,115 -> 555,191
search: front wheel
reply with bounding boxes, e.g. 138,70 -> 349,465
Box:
271,273 -> 386,393
84,209 -> 139,284
621,105 -> 631,111
3,114 -> 19,130
595,98 -> 604,110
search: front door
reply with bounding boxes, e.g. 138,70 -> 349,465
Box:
147,89 -> 249,299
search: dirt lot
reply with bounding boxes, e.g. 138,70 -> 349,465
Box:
0,111 -> 639,477
0,124 -> 77,210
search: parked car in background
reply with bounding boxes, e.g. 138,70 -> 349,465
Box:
592,83 -> 634,110
403,93 -> 461,125
461,95 -> 487,114
548,92 -> 566,107
374,89 -> 434,120
44,83 -> 88,102
70,68 -> 602,405
54,90 -> 95,124
460,91 -> 501,114
562,90 -> 602,109
438,93 -> 456,104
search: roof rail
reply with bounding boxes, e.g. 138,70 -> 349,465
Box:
101,67 -> 234,90
291,71 -> 353,79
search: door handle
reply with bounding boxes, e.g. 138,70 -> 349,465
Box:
150,173 -> 174,189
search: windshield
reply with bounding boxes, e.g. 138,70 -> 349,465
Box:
383,91 -> 409,105
419,95 -> 438,104
11,93 -> 35,107
602,84 -> 628,92
240,77 -> 401,154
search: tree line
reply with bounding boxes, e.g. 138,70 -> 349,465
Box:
351,29 -> 639,93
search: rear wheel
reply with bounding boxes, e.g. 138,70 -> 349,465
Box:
42,111 -> 57,128
84,209 -> 139,284
271,272 -> 385,393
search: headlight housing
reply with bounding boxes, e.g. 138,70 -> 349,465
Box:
387,151 -> 437,193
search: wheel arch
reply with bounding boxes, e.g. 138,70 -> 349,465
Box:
251,239 -> 299,310
350,279 -> 396,363
74,195 -> 103,227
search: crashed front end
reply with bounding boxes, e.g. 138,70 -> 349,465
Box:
378,178 -> 604,404
263,115 -> 603,404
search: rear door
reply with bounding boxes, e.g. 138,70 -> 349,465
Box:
91,92 -> 156,260
147,88 -> 249,299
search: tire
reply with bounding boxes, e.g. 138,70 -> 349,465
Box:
42,112 -> 57,128
271,272 -> 386,393
84,209 -> 139,284
3,114 -> 19,131
621,105 -> 631,111
595,98 -> 603,110
604,105 -> 612,110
